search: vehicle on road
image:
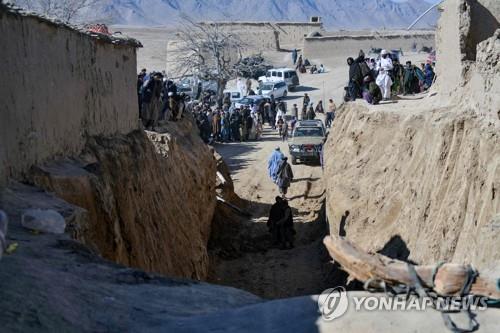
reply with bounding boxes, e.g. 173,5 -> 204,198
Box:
288,120 -> 326,165
223,89 -> 243,103
295,119 -> 326,133
259,81 -> 288,99
258,68 -> 300,91
177,84 -> 195,99
234,95 -> 265,109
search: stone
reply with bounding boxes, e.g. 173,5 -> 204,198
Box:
21,209 -> 66,234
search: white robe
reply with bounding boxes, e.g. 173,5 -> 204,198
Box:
376,57 -> 394,99
275,110 -> 284,126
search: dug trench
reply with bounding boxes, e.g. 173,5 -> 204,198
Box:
207,125 -> 336,298
2,112 -> 338,304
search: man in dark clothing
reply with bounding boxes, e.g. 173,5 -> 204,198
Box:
296,55 -> 303,70
277,156 -> 294,198
403,61 -> 416,95
267,197 -> 295,249
302,93 -> 310,119
268,196 -> 283,245
229,111 -> 241,142
392,59 -> 405,95
306,104 -> 316,120
245,111 -> 253,141
275,199 -> 295,249
362,75 -> 382,105
347,57 -> 362,101
423,63 -> 435,90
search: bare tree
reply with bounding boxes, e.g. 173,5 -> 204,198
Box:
172,16 -> 246,100
12,0 -> 99,23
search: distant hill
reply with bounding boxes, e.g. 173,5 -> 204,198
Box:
11,0 -> 440,29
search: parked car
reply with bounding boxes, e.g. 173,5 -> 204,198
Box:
288,120 -> 326,164
296,119 -> 326,133
177,84 -> 194,99
223,89 -> 244,103
259,80 -> 288,99
234,95 -> 265,109
258,68 -> 300,91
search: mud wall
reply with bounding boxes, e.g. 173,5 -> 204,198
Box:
200,21 -> 322,49
324,104 -> 500,270
0,5 -> 140,186
303,31 -> 435,60
31,120 -> 217,279
0,5 -> 219,280
434,0 -> 499,120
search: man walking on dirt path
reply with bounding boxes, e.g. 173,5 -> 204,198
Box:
268,147 -> 284,184
267,196 -> 283,245
267,197 -> 295,249
302,94 -> 310,119
276,200 -> 295,249
276,156 -> 294,198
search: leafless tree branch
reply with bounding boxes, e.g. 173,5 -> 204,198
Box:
171,15 -> 247,98
12,0 -> 99,23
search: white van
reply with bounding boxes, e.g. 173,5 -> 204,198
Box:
223,89 -> 243,103
259,81 -> 288,99
258,68 -> 300,90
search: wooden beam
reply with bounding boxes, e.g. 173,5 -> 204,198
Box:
323,235 -> 500,299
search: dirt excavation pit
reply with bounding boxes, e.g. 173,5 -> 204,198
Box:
207,126 -> 336,299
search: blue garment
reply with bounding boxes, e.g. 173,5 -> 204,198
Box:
424,64 -> 435,88
268,149 -> 284,183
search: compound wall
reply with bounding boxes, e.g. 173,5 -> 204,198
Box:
303,31 -> 435,60
0,5 -> 140,186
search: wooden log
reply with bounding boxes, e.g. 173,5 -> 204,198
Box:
323,235 -> 500,299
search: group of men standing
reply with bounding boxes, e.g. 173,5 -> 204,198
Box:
137,69 -> 186,130
194,104 -> 263,143
345,49 -> 436,105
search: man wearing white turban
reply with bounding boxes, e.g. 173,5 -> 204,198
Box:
376,49 -> 394,101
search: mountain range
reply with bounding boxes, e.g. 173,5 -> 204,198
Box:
13,0 -> 441,29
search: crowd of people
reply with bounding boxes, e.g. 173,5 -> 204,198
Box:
344,49 -> 436,105
292,49 -> 325,75
137,69 -> 190,130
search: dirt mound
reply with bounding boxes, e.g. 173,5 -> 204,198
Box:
30,119 -> 217,279
324,102 -> 499,269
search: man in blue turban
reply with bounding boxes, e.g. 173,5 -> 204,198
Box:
268,147 -> 284,184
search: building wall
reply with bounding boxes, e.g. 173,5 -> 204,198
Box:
303,31 -> 435,60
275,22 -> 323,46
0,7 -> 140,185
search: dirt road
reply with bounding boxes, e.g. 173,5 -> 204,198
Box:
208,122 -> 335,299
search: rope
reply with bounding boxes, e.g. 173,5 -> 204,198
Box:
362,263 -> 481,333
431,261 -> 445,288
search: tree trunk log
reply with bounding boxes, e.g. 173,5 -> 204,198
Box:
323,235 -> 500,299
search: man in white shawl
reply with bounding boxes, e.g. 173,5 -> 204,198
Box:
268,147 -> 284,184
376,49 -> 394,101
275,108 -> 284,128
